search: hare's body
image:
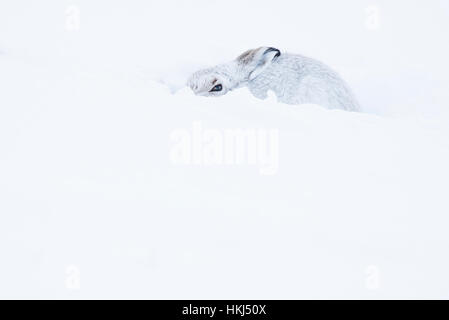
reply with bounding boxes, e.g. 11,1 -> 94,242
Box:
247,54 -> 359,111
188,47 -> 360,112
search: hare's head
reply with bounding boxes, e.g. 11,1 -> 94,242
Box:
188,47 -> 281,97
187,67 -> 234,97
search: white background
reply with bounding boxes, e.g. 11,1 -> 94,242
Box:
0,0 -> 449,299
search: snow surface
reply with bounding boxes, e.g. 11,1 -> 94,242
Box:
1,0 -> 449,299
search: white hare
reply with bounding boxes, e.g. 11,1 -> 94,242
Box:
188,47 -> 360,111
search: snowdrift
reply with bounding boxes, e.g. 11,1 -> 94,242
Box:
1,0 -> 449,299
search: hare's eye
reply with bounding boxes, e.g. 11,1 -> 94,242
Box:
210,84 -> 222,92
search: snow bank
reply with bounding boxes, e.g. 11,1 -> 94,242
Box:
1,0 -> 449,299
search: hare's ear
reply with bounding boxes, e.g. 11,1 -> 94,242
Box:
238,47 -> 280,81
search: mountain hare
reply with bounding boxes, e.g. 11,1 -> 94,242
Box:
188,47 -> 360,111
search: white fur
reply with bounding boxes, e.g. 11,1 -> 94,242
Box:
188,47 -> 360,112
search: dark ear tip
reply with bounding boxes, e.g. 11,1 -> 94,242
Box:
264,47 -> 281,59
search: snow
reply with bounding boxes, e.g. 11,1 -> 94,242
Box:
0,0 -> 449,299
